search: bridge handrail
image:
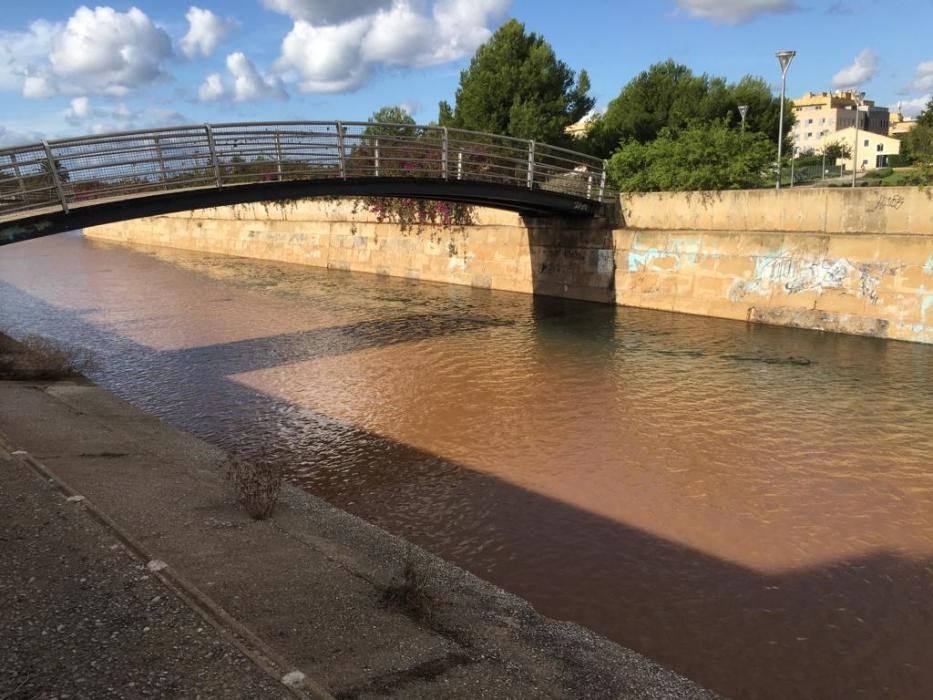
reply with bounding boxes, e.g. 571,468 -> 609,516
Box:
0,120 -> 614,219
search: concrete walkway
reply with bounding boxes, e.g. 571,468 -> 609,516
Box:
0,376 -> 716,699
0,443 -> 291,699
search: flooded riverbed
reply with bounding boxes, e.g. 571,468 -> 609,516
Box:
2,232 -> 932,699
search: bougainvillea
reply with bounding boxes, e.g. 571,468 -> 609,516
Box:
356,197 -> 475,233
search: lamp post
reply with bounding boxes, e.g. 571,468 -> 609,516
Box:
851,90 -> 864,188
738,105 -> 749,134
775,50 -> 796,190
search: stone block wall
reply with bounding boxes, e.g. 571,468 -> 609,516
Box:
85,188 -> 933,344
612,187 -> 932,343
612,228 -> 932,343
85,200 -> 616,304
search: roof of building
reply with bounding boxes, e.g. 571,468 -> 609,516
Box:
821,127 -> 902,147
792,90 -> 883,110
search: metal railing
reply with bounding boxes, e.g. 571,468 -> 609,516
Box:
0,121 -> 612,220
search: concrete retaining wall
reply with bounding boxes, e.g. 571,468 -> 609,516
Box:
621,187 -> 933,235
612,228 -> 932,343
84,188 -> 933,344
614,187 -> 932,344
86,200 -> 615,303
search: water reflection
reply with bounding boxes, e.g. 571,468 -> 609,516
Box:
1,232 -> 932,699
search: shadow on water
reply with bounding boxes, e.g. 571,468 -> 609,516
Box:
1,269 -> 933,700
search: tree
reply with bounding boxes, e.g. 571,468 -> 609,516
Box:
606,120 -> 774,192
438,19 -> 594,145
585,61 -> 792,159
916,98 -> 933,128
903,99 -> 933,183
365,105 -> 418,138
820,140 -> 851,162
904,99 -> 933,160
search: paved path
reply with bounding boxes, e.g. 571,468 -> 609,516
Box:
0,376 -> 716,699
0,443 -> 290,699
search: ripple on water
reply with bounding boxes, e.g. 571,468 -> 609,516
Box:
1,233 -> 932,700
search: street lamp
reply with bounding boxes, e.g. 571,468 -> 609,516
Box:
851,90 -> 865,188
738,105 -> 749,134
775,50 -> 796,190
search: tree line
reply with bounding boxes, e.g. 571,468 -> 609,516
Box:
434,18 -> 931,190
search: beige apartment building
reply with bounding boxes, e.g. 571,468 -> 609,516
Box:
820,127 -> 900,171
889,108 -> 918,137
792,90 -> 890,154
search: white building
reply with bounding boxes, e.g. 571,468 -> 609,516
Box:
792,91 -> 890,155
820,127 -> 901,171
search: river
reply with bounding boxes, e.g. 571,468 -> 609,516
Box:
2,231 -> 932,699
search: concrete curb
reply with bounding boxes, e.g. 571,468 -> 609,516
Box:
0,430 -> 334,700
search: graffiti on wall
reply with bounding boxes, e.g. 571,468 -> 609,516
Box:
866,194 -> 906,213
729,255 -> 883,304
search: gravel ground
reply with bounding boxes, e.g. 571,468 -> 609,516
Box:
0,453 -> 288,699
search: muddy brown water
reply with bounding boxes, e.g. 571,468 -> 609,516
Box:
2,232 -> 932,699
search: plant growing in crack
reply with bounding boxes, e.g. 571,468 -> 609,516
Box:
225,453 -> 287,520
381,545 -> 433,622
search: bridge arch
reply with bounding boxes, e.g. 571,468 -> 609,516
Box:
0,121 -> 611,245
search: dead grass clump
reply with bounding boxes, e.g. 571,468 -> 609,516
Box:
0,334 -> 92,380
381,547 -> 432,621
225,454 -> 287,520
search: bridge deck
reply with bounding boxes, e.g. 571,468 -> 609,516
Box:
0,121 -> 612,245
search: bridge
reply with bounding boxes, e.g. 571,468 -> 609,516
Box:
0,121 -> 612,246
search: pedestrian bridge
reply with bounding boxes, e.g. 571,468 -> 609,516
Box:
0,121 -> 612,246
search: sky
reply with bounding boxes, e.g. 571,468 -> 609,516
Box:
1,0 -> 932,146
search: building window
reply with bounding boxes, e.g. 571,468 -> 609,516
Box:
807,132 -> 813,138
807,119 -> 813,124
876,144 -> 883,152
864,139 -> 869,147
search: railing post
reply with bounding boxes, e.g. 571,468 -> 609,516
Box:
442,127 -> 449,180
374,138 -> 380,177
457,150 -> 463,180
598,163 -> 607,201
526,140 -> 535,189
153,135 -> 167,189
205,124 -> 222,188
336,121 -> 346,179
586,173 -> 593,199
41,140 -> 68,214
274,130 -> 284,181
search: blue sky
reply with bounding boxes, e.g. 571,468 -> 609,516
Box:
1,0 -> 931,146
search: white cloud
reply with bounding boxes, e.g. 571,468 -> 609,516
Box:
262,0 -> 392,24
63,96 -> 139,130
907,60 -> 933,93
0,125 -> 44,147
22,74 -> 58,99
0,20 -> 60,91
397,99 -> 421,116
66,96 -> 92,120
19,6 -> 173,98
198,72 -> 225,101
893,95 -> 932,118
277,17 -> 372,92
832,49 -> 880,89
275,0 -> 509,93
180,7 -> 236,58
227,52 -> 288,101
198,52 -> 287,102
674,0 -> 797,23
